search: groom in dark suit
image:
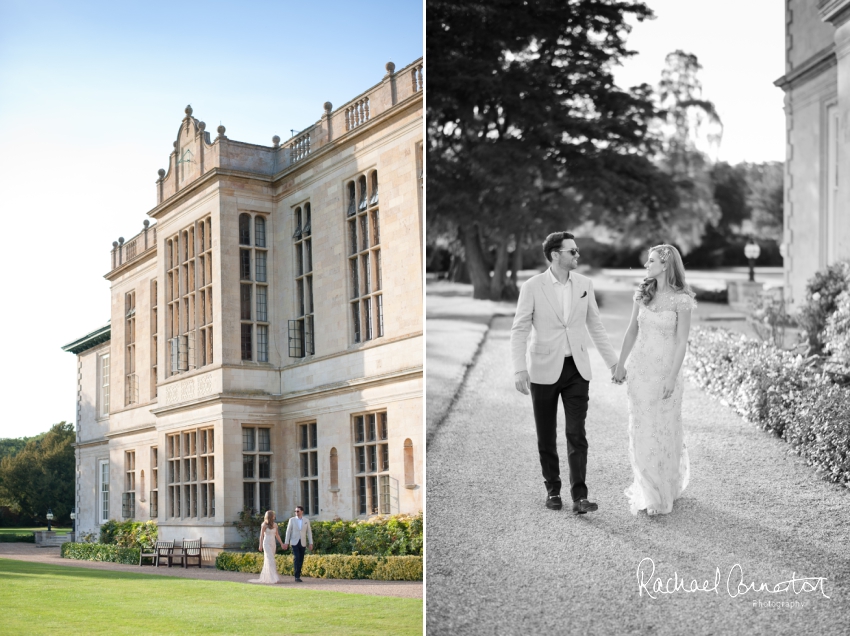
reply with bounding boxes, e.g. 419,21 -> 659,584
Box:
511,232 -> 619,513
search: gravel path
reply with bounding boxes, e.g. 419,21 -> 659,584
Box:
0,544 -> 421,599
426,309 -> 850,635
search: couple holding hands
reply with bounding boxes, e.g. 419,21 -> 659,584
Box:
249,506 -> 314,585
512,231 -> 696,517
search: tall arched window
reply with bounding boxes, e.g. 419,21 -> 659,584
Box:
239,213 -> 251,245
347,171 -> 383,344
255,216 -> 266,248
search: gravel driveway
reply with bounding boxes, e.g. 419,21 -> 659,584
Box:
426,313 -> 850,635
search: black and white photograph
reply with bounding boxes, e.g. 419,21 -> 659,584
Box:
426,0 -> 849,634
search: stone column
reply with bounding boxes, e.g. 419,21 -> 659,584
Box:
821,0 -> 850,260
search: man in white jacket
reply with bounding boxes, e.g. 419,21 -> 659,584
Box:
511,231 -> 619,514
283,505 -> 314,582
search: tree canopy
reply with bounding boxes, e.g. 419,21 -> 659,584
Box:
428,0 -> 679,298
0,423 -> 75,524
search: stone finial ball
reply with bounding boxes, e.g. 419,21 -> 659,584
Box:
143,220 -> 150,228
173,141 -> 178,148
185,104 -> 193,116
198,121 -> 206,131
158,168 -> 166,178
217,125 -> 226,135
386,61 -> 395,74
118,237 -> 125,245
272,135 -> 280,146
324,101 -> 333,113
112,241 -> 118,248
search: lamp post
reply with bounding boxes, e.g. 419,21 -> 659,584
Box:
46,508 -> 54,532
744,238 -> 761,283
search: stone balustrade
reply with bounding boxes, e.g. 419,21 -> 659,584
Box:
110,222 -> 157,272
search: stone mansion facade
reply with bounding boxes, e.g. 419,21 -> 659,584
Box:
62,59 -> 424,548
776,1 -> 850,306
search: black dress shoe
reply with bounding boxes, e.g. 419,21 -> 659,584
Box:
295,577 -> 303,582
572,499 -> 598,515
545,495 -> 563,510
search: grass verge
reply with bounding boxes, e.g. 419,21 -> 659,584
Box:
0,527 -> 70,535
0,558 -> 422,635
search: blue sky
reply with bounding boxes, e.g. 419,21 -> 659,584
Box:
0,0 -> 423,438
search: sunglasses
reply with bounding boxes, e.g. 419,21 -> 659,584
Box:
556,248 -> 579,256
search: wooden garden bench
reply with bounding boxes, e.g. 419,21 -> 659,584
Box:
139,540 -> 173,567
182,539 -> 202,568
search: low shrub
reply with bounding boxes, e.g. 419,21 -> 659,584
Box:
686,326 -> 850,486
99,520 -> 158,549
0,533 -> 35,543
214,551 -> 422,581
796,260 -> 850,354
61,542 -> 140,565
692,286 -> 728,304
824,290 -> 850,368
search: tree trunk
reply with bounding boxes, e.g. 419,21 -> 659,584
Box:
490,238 -> 510,300
502,239 -> 522,300
461,224 -> 492,299
448,254 -> 470,283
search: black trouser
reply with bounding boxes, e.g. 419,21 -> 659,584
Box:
530,356 -> 590,502
292,542 -> 306,578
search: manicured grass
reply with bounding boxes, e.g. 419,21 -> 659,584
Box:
0,527 -> 70,535
0,558 -> 422,635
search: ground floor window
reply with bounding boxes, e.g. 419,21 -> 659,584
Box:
353,411 -> 389,515
99,459 -> 109,523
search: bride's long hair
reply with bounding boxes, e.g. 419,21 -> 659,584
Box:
263,510 -> 276,529
635,244 -> 691,306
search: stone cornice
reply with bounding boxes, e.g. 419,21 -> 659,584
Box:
104,424 -> 157,439
150,365 -> 423,416
72,437 -> 108,449
61,323 -> 111,355
774,44 -> 836,91
820,0 -> 850,26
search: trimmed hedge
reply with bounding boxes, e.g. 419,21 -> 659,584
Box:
686,326 -> 850,487
61,542 -> 141,565
215,551 -> 422,581
235,512 -> 424,556
0,533 -> 35,543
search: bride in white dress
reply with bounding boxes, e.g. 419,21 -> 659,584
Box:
613,244 -> 695,517
249,510 -> 284,584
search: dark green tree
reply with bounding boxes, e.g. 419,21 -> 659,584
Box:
428,0 -> 678,299
0,423 -> 75,524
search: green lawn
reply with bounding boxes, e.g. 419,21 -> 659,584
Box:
0,527 -> 70,535
0,558 -> 422,635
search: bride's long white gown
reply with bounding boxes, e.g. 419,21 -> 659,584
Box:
624,289 -> 695,516
249,527 -> 280,584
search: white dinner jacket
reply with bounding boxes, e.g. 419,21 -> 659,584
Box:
510,270 -> 618,384
284,516 -> 313,546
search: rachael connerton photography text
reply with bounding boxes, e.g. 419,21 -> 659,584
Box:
636,558 -> 831,600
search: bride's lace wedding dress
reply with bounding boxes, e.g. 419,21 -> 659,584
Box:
249,525 -> 280,584
624,289 -> 695,516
